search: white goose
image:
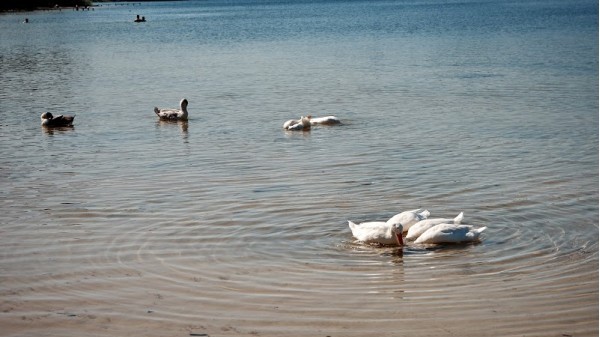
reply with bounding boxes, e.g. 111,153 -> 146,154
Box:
283,116 -> 311,131
348,221 -> 404,246
308,115 -> 341,125
406,212 -> 464,241
385,208 -> 430,232
414,223 -> 487,244
154,98 -> 188,121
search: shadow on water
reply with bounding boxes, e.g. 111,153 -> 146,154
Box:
416,241 -> 485,252
282,129 -> 312,139
42,125 -> 75,136
383,247 -> 404,263
155,119 -> 189,143
346,238 -> 486,262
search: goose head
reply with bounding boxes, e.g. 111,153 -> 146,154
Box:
41,112 -> 54,125
41,112 -> 53,120
180,98 -> 189,111
299,116 -> 311,129
391,223 -> 404,246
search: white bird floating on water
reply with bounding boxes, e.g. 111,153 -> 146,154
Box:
406,212 -> 464,241
347,208 -> 428,246
385,208 -> 430,233
413,223 -> 487,244
307,115 -> 341,125
348,221 -> 404,246
348,209 -> 486,246
154,98 -> 189,121
40,112 -> 75,127
283,116 -> 311,131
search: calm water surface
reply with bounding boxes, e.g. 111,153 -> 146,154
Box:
0,0 -> 598,336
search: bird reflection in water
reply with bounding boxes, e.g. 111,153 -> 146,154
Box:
156,119 -> 189,143
42,125 -> 75,136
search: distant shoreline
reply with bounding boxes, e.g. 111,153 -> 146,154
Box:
0,0 -> 183,12
0,1 -> 91,12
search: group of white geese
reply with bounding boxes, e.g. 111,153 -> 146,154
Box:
40,99 -> 487,246
349,208 -> 487,247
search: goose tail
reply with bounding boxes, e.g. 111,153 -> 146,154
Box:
348,220 -> 357,231
473,226 -> 487,240
418,209 -> 430,220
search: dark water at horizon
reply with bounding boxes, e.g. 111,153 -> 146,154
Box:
0,0 -> 598,336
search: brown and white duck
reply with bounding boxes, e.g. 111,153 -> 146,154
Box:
40,112 -> 75,127
154,98 -> 189,121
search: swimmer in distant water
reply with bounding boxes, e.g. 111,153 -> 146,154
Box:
23,18 -> 29,23
134,15 -> 146,23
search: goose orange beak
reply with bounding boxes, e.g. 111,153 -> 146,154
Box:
396,233 -> 404,246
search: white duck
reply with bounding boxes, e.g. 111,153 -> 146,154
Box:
385,208 -> 430,232
348,221 -> 404,246
154,98 -> 188,121
283,116 -> 311,131
414,223 -> 487,244
308,115 -> 341,125
406,212 -> 464,241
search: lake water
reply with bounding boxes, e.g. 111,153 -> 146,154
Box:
0,0 -> 598,336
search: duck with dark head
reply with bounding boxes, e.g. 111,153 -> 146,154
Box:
40,112 -> 75,127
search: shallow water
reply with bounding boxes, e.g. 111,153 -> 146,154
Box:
0,0 -> 598,336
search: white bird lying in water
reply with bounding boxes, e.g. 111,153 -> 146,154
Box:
283,116 -> 311,131
348,221 -> 404,246
385,208 -> 430,232
154,98 -> 189,121
414,223 -> 486,244
406,212 -> 464,241
307,115 -> 341,125
40,112 -> 75,127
